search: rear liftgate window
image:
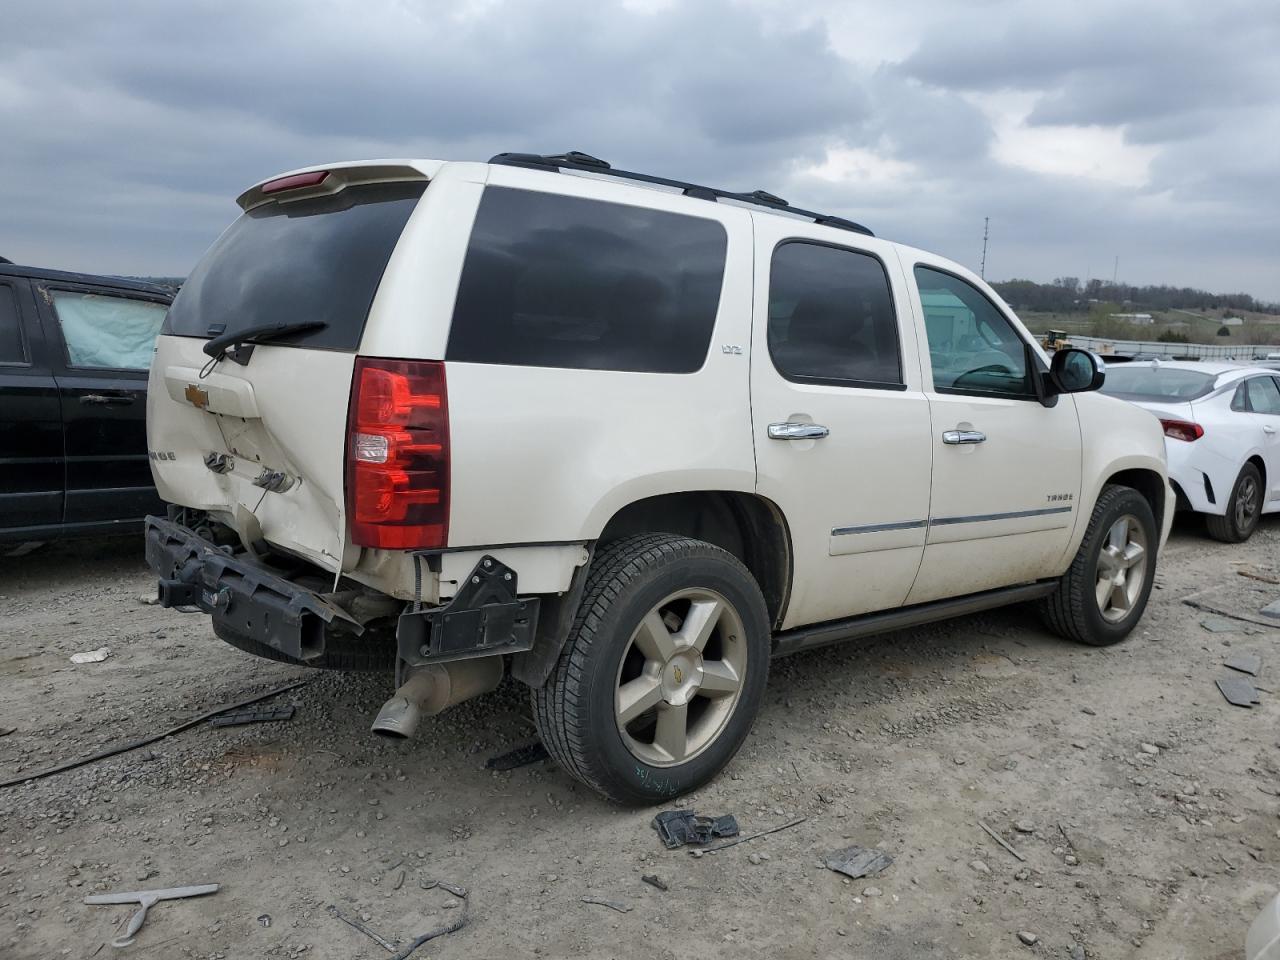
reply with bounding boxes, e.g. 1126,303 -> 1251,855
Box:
446,187 -> 728,373
164,181 -> 426,351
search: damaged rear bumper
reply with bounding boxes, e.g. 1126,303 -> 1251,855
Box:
144,515 -> 359,662
144,516 -> 542,670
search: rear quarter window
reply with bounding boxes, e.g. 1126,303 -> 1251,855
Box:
446,187 -> 728,374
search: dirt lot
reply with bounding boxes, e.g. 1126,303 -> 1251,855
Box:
3,519 -> 1280,960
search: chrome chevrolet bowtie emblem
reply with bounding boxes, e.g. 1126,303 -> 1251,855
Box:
673,666 -> 684,684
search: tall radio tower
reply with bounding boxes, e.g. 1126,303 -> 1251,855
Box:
980,217 -> 989,279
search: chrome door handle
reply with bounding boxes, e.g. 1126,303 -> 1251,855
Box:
768,422 -> 830,440
942,429 -> 986,445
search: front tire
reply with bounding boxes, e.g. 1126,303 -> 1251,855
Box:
1205,463 -> 1262,543
1039,485 -> 1157,646
532,534 -> 770,805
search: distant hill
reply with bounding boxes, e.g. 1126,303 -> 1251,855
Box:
124,276 -> 184,294
992,277 -> 1278,315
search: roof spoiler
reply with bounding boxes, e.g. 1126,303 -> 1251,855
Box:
236,162 -> 434,212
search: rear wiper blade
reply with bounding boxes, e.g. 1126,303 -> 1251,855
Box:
203,320 -> 327,359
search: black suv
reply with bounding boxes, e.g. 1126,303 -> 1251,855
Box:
0,261 -> 173,547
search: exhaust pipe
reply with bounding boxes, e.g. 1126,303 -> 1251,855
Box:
371,657 -> 503,739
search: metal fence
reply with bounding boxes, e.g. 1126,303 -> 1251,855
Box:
1067,335 -> 1278,361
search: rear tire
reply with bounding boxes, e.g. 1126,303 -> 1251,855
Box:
532,534 -> 770,805
1039,485 -> 1157,646
1205,463 -> 1262,543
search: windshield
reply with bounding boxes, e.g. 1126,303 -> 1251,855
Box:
1099,365 -> 1216,401
164,181 -> 425,351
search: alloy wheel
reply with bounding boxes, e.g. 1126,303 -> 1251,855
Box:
1094,514 -> 1148,623
1236,474 -> 1260,531
614,588 -> 748,767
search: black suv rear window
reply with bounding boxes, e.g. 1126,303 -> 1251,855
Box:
446,187 -> 728,373
164,181 -> 425,350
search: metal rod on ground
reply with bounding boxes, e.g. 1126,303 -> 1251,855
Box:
978,820 -> 1027,862
0,679 -> 312,789
696,817 -> 807,854
327,905 -> 396,953
390,907 -> 469,960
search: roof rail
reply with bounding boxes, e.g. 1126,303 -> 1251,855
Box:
488,151 -> 874,237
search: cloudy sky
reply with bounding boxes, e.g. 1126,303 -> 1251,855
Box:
2,0 -> 1277,300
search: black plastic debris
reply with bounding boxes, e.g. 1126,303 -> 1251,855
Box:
652,810 -> 739,849
209,705 -> 295,728
641,874 -> 668,891
484,741 -> 550,771
823,845 -> 894,879
1217,676 -> 1261,708
1224,653 -> 1261,676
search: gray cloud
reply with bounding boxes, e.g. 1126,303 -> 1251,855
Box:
1,0 -> 1276,300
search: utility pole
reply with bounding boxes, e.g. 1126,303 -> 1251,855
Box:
1112,255 -> 1119,287
980,217 -> 989,279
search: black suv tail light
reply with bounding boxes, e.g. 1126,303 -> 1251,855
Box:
346,358 -> 450,550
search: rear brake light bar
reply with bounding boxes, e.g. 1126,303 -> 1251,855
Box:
1160,418 -> 1204,442
261,170 -> 330,194
346,358 -> 450,550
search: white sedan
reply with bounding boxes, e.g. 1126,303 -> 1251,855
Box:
1100,360 -> 1280,542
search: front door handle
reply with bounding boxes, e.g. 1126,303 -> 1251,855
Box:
80,394 -> 135,406
1264,424 -> 1277,435
768,422 -> 830,440
942,429 -> 986,445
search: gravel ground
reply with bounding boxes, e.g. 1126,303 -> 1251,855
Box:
3,517 -> 1280,959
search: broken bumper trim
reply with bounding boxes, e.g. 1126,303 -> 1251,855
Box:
144,515 -> 360,662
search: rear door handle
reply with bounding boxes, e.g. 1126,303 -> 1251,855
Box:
80,394 -> 135,406
942,429 -> 986,445
768,422 -> 830,440
1265,425 -> 1277,435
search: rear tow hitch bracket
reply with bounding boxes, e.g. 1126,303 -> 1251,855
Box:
396,555 -> 540,667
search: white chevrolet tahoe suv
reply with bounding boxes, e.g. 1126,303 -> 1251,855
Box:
146,151 -> 1173,804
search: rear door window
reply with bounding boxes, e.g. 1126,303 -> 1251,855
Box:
446,187 -> 728,373
165,181 -> 426,351
50,290 -> 168,370
0,283 -> 25,363
1246,375 -> 1280,415
767,241 -> 902,388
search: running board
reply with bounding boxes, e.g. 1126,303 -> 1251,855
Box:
771,581 -> 1058,658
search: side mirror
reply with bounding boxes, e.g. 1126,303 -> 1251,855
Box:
1049,348 -> 1105,394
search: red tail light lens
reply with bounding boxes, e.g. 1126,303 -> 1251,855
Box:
346,358 -> 449,550
1160,418 -> 1204,442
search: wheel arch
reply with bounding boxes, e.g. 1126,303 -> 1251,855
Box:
510,490 -> 794,690
1104,466 -> 1167,535
596,490 -> 793,630
1246,454 -> 1267,493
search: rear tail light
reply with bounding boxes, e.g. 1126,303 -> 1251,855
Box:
261,170 -> 329,194
346,358 -> 449,550
1160,418 -> 1204,442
